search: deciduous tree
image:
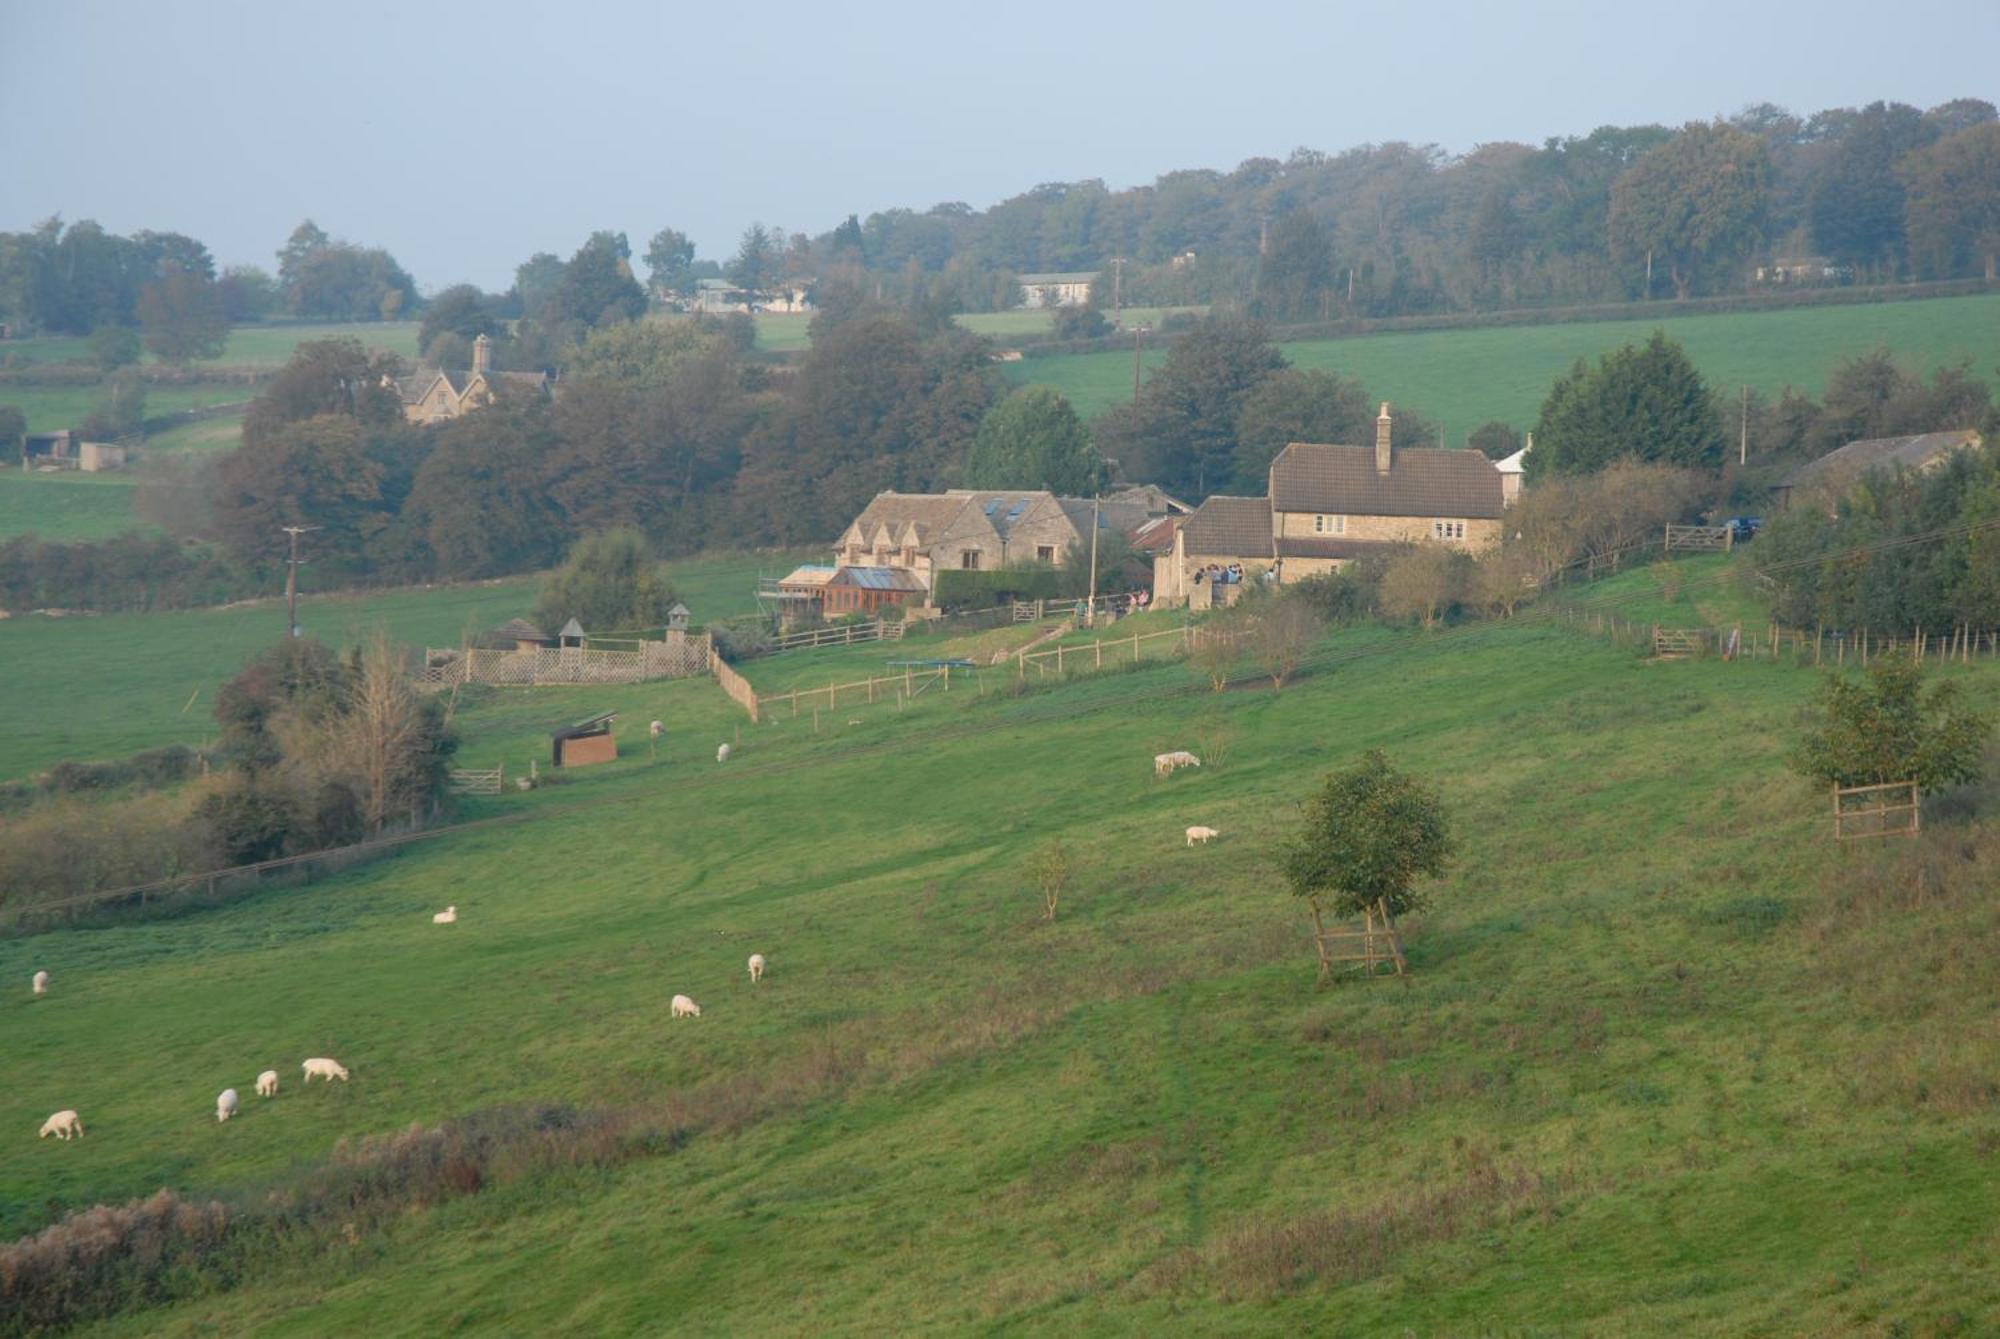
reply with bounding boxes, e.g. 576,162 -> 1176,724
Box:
1608,122 -> 1770,298
964,387 -> 1105,493
137,268 -> 228,366
1280,750 -> 1452,944
1791,655 -> 1989,792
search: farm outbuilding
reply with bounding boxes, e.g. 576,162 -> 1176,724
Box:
551,712 -> 618,767
823,565 -> 926,615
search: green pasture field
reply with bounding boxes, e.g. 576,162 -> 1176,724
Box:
0,323 -> 420,371
0,471 -> 150,543
0,548 -> 809,780
5,384 -> 256,437
1009,290 -> 2000,429
141,413 -> 244,455
5,589 -> 1997,1334
747,307 -> 1208,353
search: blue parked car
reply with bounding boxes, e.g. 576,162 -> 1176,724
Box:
1723,516 -> 1763,543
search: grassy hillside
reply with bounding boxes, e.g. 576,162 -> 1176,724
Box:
0,549 -> 808,781
3,592 -> 1996,1332
0,323 -> 420,372
1008,291 -> 2000,430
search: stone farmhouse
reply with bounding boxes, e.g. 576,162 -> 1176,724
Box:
775,487 -> 1183,616
1156,405 -> 1506,603
391,334 -> 551,425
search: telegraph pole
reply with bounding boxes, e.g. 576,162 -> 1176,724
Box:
280,525 -> 319,638
1739,385 -> 1749,466
1109,257 -> 1125,323
1085,494 -> 1101,628
1132,326 -> 1147,403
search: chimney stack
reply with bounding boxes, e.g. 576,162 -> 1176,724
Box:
1375,402 -> 1393,475
472,332 -> 492,375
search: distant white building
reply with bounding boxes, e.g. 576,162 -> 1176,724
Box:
1494,434 -> 1530,506
1016,272 -> 1099,309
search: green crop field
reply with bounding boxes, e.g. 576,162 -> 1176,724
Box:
0,548 -> 811,780
2,550 -> 1997,1333
0,323 -> 420,372
748,307 -> 1207,353
1008,291 -> 2000,431
141,413 -> 244,455
0,472 -> 150,543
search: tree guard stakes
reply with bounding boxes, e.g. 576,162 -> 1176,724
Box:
1310,897 -> 1409,983
1831,781 -> 1921,841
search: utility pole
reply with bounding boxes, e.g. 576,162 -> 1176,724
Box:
1132,326 -> 1146,403
1085,494 -> 1101,628
280,525 -> 319,638
1739,385 -> 1749,466
1109,257 -> 1125,323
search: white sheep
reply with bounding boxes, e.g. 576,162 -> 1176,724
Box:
216,1088 -> 240,1123
433,905 -> 457,924
1153,750 -> 1202,778
302,1057 -> 350,1083
32,970 -> 49,996
748,953 -> 766,985
716,743 -> 732,763
256,1070 -> 279,1098
671,994 -> 702,1018
1186,826 -> 1219,846
649,720 -> 665,739
39,1110 -> 82,1141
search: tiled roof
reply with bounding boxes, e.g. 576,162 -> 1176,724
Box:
1275,537 -> 1409,560
1180,496 -> 1274,558
1270,444 -> 1504,520
1128,514 -> 1182,554
1782,429 -> 1982,489
848,493 -> 978,545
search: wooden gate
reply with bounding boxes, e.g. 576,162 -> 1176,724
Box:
448,766 -> 504,796
1652,626 -> 1705,659
1664,524 -> 1733,553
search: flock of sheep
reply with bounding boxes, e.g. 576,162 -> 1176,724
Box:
31,912 -> 769,1145
32,735 -> 1208,1150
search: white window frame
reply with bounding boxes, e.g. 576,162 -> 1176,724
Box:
1313,514 -> 1346,535
1432,519 -> 1466,541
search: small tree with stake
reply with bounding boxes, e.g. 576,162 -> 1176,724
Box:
1791,654 -> 1989,839
1280,751 -> 1452,982
1029,837 -> 1072,923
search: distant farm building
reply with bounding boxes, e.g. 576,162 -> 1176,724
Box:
550,712 -> 618,767
1493,435 -> 1530,506
1771,428 -> 1984,511
1156,404 -> 1505,602
1016,272 -> 1099,309
391,334 -> 550,424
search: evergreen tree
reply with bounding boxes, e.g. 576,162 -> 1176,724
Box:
964,388 -> 1105,493
1529,332 -> 1724,477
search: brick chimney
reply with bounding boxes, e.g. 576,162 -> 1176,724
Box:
1375,402 -> 1393,475
472,332 -> 492,375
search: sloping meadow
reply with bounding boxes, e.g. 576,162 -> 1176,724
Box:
4,619 -> 1998,1334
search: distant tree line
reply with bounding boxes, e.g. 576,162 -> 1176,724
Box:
658,97 -> 1999,318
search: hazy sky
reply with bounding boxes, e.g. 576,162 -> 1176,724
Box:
4,0 -> 1995,292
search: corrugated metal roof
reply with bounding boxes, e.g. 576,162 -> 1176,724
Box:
829,566 -> 926,591
1271,443 -> 1504,520
1783,429 -> 1981,489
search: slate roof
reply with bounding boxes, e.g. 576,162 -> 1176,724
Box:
1270,443 -> 1504,520
1781,430 -> 1982,490
1179,496 -> 1274,558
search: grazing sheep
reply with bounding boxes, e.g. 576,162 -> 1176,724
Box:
1153,750 -> 1202,778
716,743 -> 732,763
671,994 -> 702,1018
302,1057 -> 350,1083
1186,826 -> 1219,846
39,1110 -> 82,1141
256,1070 -> 279,1098
748,953 -> 766,985
433,905 -> 458,925
649,720 -> 665,739
32,970 -> 49,996
216,1089 -> 239,1123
